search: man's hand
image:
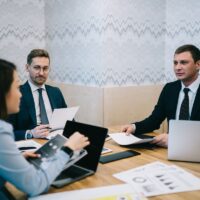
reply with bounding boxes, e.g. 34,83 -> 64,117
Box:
31,124 -> 50,138
121,124 -> 135,135
64,132 -> 90,151
151,133 -> 168,148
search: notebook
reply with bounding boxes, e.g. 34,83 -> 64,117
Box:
52,120 -> 108,188
168,120 -> 200,162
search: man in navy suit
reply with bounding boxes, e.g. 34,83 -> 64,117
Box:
8,49 -> 67,141
122,44 -> 200,147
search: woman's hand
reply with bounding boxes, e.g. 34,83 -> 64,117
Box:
64,132 -> 90,151
22,151 -> 41,159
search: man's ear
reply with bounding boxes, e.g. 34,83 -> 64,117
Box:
195,60 -> 200,70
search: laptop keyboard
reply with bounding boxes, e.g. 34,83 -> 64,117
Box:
55,165 -> 90,180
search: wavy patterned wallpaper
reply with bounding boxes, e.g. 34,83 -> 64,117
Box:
0,0 -> 199,86
164,0 -> 200,81
45,0 -> 166,86
0,0 -> 46,80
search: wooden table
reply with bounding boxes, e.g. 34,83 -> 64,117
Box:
11,126 -> 200,200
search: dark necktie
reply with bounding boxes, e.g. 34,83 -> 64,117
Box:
38,88 -> 49,124
179,88 -> 190,120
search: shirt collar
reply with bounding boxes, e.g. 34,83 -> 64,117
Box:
28,80 -> 46,93
181,75 -> 200,94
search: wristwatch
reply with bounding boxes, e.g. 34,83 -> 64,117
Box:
61,146 -> 74,158
26,130 -> 33,139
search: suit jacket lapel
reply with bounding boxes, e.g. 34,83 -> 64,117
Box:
191,84 -> 200,119
171,81 -> 182,119
23,82 -> 37,125
46,85 -> 55,110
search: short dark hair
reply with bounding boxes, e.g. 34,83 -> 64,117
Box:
27,49 -> 50,65
0,59 -> 16,120
175,44 -> 200,62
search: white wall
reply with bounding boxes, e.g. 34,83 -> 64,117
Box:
0,0 -> 46,80
45,0 -> 166,86
1,0 -> 200,87
1,0 -> 200,126
164,0 -> 200,82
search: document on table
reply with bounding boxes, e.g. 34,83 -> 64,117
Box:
16,140 -> 41,152
113,161 -> 200,197
109,132 -> 154,145
47,106 -> 79,139
29,184 -> 147,200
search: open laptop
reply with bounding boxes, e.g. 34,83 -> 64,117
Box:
168,120 -> 200,162
52,120 -> 108,188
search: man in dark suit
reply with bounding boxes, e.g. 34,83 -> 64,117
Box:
8,49 -> 67,141
122,44 -> 200,147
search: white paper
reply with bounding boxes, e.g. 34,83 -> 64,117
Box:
46,106 -> 79,140
49,106 -> 79,130
15,140 -> 41,152
29,184 -> 147,200
113,161 -> 200,197
46,129 -> 63,140
109,132 -> 154,145
114,161 -> 168,182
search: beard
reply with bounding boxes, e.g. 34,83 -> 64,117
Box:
34,76 -> 47,85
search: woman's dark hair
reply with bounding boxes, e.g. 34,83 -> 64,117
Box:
0,59 -> 16,120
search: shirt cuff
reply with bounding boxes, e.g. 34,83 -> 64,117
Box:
132,124 -> 136,133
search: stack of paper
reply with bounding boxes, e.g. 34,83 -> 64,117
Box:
113,161 -> 200,197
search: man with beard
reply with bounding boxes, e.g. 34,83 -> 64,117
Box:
8,49 -> 67,140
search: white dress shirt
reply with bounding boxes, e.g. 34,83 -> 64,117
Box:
175,75 -> 200,119
28,80 -> 53,124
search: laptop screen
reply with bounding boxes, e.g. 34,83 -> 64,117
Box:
63,120 -> 108,171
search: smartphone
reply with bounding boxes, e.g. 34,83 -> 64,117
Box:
99,150 -> 140,164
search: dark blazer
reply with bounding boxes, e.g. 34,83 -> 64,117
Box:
8,81 -> 67,141
135,80 -> 200,134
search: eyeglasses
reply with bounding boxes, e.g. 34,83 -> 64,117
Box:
31,65 -> 50,73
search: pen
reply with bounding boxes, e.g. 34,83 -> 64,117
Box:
19,146 -> 37,150
36,124 -> 52,130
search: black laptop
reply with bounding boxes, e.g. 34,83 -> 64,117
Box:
52,120 -> 108,188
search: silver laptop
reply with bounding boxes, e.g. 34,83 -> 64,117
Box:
168,120 -> 200,162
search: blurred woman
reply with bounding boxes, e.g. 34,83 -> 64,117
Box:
0,59 -> 89,199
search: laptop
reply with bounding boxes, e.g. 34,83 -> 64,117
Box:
168,120 -> 200,162
52,120 -> 108,188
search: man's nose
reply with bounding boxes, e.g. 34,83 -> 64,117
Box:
39,69 -> 44,75
174,63 -> 182,70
